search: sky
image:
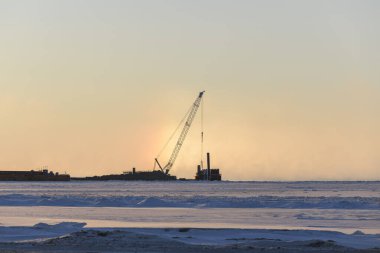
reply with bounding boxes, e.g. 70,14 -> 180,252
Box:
0,0 -> 379,180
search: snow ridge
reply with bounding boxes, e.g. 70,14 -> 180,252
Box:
0,194 -> 379,209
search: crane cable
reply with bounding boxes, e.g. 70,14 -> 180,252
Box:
200,96 -> 204,169
154,104 -> 193,170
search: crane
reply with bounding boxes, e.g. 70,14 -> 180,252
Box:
154,91 -> 205,174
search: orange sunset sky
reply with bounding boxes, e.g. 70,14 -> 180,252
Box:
1,0 -> 379,180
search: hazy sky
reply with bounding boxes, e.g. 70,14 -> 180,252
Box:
1,0 -> 379,180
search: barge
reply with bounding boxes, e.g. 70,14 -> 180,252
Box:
73,168 -> 176,181
0,169 -> 70,181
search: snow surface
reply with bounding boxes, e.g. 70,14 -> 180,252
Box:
0,222 -> 85,242
0,222 -> 379,249
0,181 -> 379,251
128,227 -> 380,249
0,206 -> 379,234
0,181 -> 379,209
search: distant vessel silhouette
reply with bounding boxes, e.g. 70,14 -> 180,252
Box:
0,169 -> 70,181
72,168 -> 176,181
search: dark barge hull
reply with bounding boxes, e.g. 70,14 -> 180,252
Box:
0,170 -> 70,181
73,170 -> 176,181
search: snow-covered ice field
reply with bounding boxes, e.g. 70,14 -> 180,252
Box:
0,181 -> 379,252
1,181 -> 379,208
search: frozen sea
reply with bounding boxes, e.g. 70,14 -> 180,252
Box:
0,181 -> 379,234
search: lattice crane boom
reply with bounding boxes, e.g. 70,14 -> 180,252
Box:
156,91 -> 205,174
